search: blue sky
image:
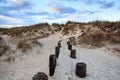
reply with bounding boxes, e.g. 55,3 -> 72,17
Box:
0,0 -> 120,27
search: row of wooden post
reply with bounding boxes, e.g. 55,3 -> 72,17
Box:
32,40 -> 87,80
33,72 -> 48,80
49,41 -> 87,78
67,41 -> 76,58
32,42 -> 61,80
49,42 -> 61,76
67,41 -> 86,78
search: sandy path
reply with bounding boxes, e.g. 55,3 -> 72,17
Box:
54,40 -> 120,80
0,32 -> 120,80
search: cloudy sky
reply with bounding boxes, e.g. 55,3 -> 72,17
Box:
0,0 -> 120,27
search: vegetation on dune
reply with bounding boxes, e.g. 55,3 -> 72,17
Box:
0,37 -> 9,56
0,21 -> 120,48
0,22 -> 62,38
17,40 -> 32,52
17,39 -> 43,52
63,21 -> 120,47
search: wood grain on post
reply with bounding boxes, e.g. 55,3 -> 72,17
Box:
55,46 -> 60,58
68,44 -> 72,50
76,62 -> 87,78
33,72 -> 48,80
70,49 -> 76,58
49,55 -> 56,76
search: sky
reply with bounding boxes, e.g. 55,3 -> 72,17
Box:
0,0 -> 120,27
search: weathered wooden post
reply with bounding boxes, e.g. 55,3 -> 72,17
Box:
49,55 -> 56,76
70,49 -> 76,59
55,46 -> 60,58
68,44 -> 72,50
58,42 -> 61,48
67,41 -> 70,45
33,72 -> 48,80
76,62 -> 87,78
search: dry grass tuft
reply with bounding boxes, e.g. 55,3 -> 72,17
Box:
17,40 -> 32,52
0,45 -> 9,56
31,39 -> 43,47
113,48 -> 120,52
4,56 -> 15,63
17,38 -> 43,52
77,27 -> 107,47
0,37 -> 9,56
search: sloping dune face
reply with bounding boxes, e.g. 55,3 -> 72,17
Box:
61,22 -> 120,47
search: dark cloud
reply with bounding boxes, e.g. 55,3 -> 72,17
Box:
85,10 -> 102,14
0,1 -> 32,11
82,0 -> 95,5
82,0 -> 116,9
101,1 -> 115,9
0,0 -> 7,3
0,0 -> 36,25
83,11 -> 96,14
0,0 -> 34,15
79,10 -> 102,15
0,0 -> 50,18
26,11 -> 49,16
61,0 -> 116,9
57,6 -> 77,14
61,0 -> 79,2
0,0 -> 33,18
82,0 -> 107,4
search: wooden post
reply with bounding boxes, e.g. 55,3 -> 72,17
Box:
58,42 -> 61,48
33,72 -> 48,80
68,44 -> 72,50
55,46 -> 60,58
76,62 -> 87,78
70,49 -> 76,58
67,41 -> 70,45
49,55 -> 56,76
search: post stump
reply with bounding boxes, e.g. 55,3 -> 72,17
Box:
67,41 -> 70,45
68,44 -> 72,50
33,72 -> 48,80
70,49 -> 76,58
49,55 -> 56,76
55,46 -> 60,58
76,62 -> 86,78
58,42 -> 61,48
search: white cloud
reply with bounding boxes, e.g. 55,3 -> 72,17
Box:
45,1 -> 61,14
0,24 -> 23,28
42,13 -> 79,23
11,0 -> 24,5
0,15 -> 24,24
0,15 -> 20,21
51,7 -> 60,14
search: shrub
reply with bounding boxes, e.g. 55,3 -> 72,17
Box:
0,37 -> 9,56
0,45 -> 9,56
17,41 -> 32,52
31,39 -> 43,47
77,27 -> 107,47
4,56 -> 15,63
113,48 -> 120,52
